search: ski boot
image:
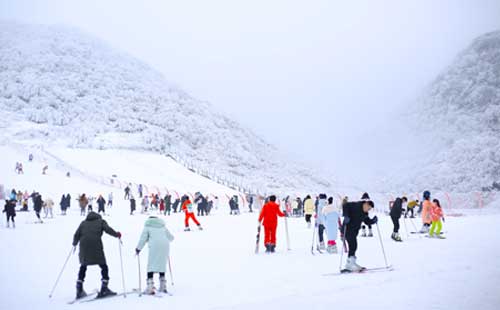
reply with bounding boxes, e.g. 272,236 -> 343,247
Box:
319,241 -> 326,251
368,228 -> 373,237
307,222 -> 312,229
361,226 -> 367,237
97,280 -> 116,298
391,232 -> 402,242
76,280 -> 87,299
6,222 -> 9,228
159,276 -> 168,294
345,256 -> 364,272
420,225 -> 430,234
270,244 -> 276,253
184,227 -> 191,232
265,244 -> 271,253
326,244 -> 338,254
144,278 -> 155,295
197,224 -> 203,231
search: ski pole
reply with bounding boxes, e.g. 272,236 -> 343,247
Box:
49,246 -> 74,298
118,240 -> 127,298
284,213 -> 291,251
137,254 -> 142,297
339,224 -> 347,272
310,219 -> 317,255
168,256 -> 174,286
375,223 -> 389,268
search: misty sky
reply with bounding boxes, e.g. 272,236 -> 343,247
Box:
2,0 -> 500,185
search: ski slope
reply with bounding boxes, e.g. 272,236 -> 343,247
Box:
1,145 -> 499,310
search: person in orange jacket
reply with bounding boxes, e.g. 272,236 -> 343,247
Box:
429,199 -> 445,239
258,195 -> 285,253
420,190 -> 433,233
181,197 -> 203,231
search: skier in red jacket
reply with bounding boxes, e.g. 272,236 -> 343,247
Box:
258,195 -> 285,253
181,198 -> 203,231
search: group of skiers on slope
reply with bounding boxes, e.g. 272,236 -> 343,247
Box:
3,189 -> 64,226
388,190 -> 445,242
77,193 -> 113,216
72,211 -> 174,299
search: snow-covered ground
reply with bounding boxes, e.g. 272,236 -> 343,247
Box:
1,145 -> 499,310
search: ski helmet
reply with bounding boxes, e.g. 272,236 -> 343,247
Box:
423,191 -> 431,199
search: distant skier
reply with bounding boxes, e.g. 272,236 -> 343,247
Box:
389,197 -> 407,242
130,195 -> 136,215
303,195 -> 314,228
43,197 -> 55,219
135,216 -> 175,295
72,212 -> 122,299
316,194 -> 328,250
138,184 -> 143,198
342,199 -> 377,271
60,194 -> 68,215
33,193 -> 44,223
405,199 -> 418,218
97,195 -> 106,215
248,195 -> 254,213
420,191 -> 433,233
124,185 -> 131,200
258,195 -> 285,253
164,194 -> 172,216
172,198 -> 180,213
28,153 -> 33,162
141,196 -> 149,213
42,165 -> 48,175
181,197 -> 203,231
78,194 -> 89,216
322,197 -> 340,253
3,199 -> 16,228
107,192 -> 113,209
429,199 -> 445,239
360,192 -> 374,237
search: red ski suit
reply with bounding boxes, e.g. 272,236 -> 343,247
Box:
258,201 -> 285,246
182,199 -> 200,227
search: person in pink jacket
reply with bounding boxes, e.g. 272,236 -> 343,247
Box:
429,199 -> 445,239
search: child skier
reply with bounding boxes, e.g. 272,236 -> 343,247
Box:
3,199 -> 16,228
360,192 -> 373,237
135,216 -> 175,294
72,212 -> 122,299
303,195 -> 314,229
322,197 -> 340,253
420,191 -> 433,233
181,197 -> 203,231
389,197 -> 407,242
342,200 -> 377,271
258,195 -> 285,253
429,199 -> 445,239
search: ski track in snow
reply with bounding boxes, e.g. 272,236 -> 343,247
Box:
1,146 -> 499,310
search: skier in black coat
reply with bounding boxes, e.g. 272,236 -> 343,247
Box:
72,212 -> 122,299
342,200 -> 377,271
3,199 -> 16,228
60,194 -> 68,215
130,196 -> 136,215
164,194 -> 172,215
124,186 -> 130,200
172,199 -> 180,213
97,195 -> 106,214
389,197 -> 407,242
33,193 -> 43,223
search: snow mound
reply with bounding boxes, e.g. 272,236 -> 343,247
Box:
0,21 -> 332,193
397,30 -> 500,193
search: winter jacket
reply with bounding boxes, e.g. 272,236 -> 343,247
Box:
3,200 -> 16,217
389,198 -> 403,219
181,199 -> 195,214
97,197 -> 106,209
407,200 -> 418,209
342,201 -> 374,232
72,212 -> 120,265
258,201 -> 285,227
322,203 -> 339,241
422,200 -> 432,224
34,195 -> 43,212
136,217 -> 175,273
316,198 -> 327,225
44,198 -> 55,209
79,196 -> 88,209
130,198 -> 136,211
304,198 -> 315,215
430,204 -> 444,222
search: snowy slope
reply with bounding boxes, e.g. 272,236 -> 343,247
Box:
0,146 -> 499,310
391,30 -> 500,193
0,21 -> 332,194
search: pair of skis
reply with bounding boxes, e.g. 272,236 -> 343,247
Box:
323,265 -> 394,277
68,288 -> 172,304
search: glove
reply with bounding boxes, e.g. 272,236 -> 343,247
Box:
116,232 -> 122,239
371,216 -> 378,224
343,216 -> 350,225
135,248 -> 141,255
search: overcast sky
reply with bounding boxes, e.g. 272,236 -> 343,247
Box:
2,0 -> 500,185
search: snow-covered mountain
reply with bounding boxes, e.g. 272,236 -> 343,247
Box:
398,30 -> 500,193
0,22 -> 332,194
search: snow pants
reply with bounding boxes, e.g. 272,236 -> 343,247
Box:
184,212 -> 200,227
305,214 -> 312,223
391,215 -> 400,233
318,224 -> 325,243
6,214 -> 15,223
78,264 -> 109,281
345,226 -> 359,257
429,220 -> 442,236
263,225 -> 277,246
